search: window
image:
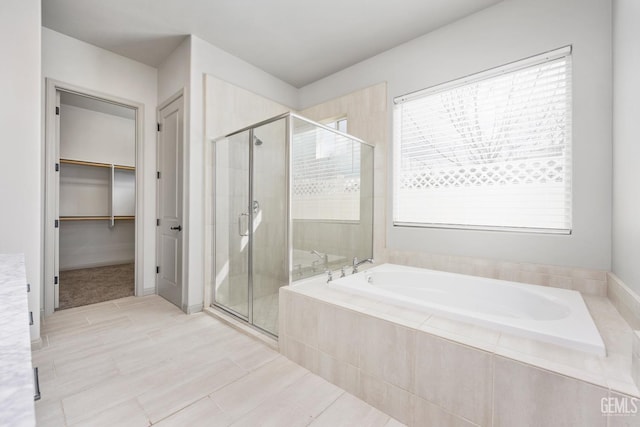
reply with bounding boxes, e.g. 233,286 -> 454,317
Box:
393,47 -> 572,233
292,117 -> 361,222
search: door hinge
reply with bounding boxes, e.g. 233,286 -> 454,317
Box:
156,218 -> 160,226
157,123 -> 161,132
54,276 -> 58,285
156,266 -> 160,274
27,283 -> 30,292
54,219 -> 59,228
55,106 -> 60,116
156,171 -> 160,179
55,163 -> 60,172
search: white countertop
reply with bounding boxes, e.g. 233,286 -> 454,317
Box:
0,254 -> 36,427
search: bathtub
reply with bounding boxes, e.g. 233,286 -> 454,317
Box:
329,263 -> 606,356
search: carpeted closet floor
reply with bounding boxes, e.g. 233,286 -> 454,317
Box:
58,263 -> 135,310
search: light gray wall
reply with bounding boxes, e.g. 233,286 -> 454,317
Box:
157,37 -> 191,103
612,0 -> 640,293
0,0 -> 41,340
298,0 -> 613,270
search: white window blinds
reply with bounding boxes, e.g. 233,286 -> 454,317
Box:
393,47 -> 572,233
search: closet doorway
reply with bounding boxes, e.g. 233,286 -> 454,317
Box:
44,80 -> 145,315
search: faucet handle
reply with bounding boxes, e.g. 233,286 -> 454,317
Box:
352,257 -> 374,274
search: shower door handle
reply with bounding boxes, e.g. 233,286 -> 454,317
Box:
238,213 -> 249,237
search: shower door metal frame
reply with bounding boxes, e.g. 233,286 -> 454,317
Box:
246,127 -> 255,326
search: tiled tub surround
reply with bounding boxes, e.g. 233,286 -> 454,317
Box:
279,276 -> 640,426
0,254 -> 36,427
608,272 -> 640,330
387,249 -> 608,297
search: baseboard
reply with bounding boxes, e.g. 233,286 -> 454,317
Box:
142,287 -> 156,296
30,337 -> 43,351
608,272 -> 640,330
183,303 -> 204,314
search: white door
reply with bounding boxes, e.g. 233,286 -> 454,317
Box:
156,96 -> 184,308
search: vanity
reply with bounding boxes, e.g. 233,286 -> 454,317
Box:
0,254 -> 38,426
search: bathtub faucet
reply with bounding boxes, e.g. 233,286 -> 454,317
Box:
310,250 -> 329,270
352,257 -> 374,274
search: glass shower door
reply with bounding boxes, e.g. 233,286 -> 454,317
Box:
251,118 -> 287,335
214,131 -> 250,319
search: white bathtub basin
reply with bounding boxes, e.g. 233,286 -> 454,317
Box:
329,263 -> 606,356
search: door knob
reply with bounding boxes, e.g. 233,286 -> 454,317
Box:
170,225 -> 182,231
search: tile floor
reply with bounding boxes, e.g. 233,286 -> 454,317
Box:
229,292 -> 279,335
33,295 -> 403,426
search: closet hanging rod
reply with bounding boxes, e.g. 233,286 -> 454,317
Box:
59,216 -> 135,221
59,158 -> 135,171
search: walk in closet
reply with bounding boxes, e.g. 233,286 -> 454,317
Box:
55,92 -> 136,310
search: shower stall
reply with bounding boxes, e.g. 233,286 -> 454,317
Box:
212,112 -> 373,336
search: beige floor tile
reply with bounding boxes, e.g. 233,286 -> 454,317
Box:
34,295 -> 393,427
211,356 -> 309,421
34,398 -> 66,427
67,399 -> 149,427
308,392 -> 392,427
153,397 -> 232,427
47,316 -> 133,347
61,365 -> 165,424
383,418 -> 406,427
230,373 -> 343,427
138,357 -> 248,423
410,395 -> 475,427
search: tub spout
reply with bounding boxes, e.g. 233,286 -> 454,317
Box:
352,257 -> 374,274
311,250 -> 329,270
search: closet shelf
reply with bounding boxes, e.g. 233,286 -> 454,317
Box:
59,216 -> 135,221
60,158 -> 135,171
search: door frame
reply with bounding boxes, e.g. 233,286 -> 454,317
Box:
43,78 -> 145,316
156,89 -> 188,311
